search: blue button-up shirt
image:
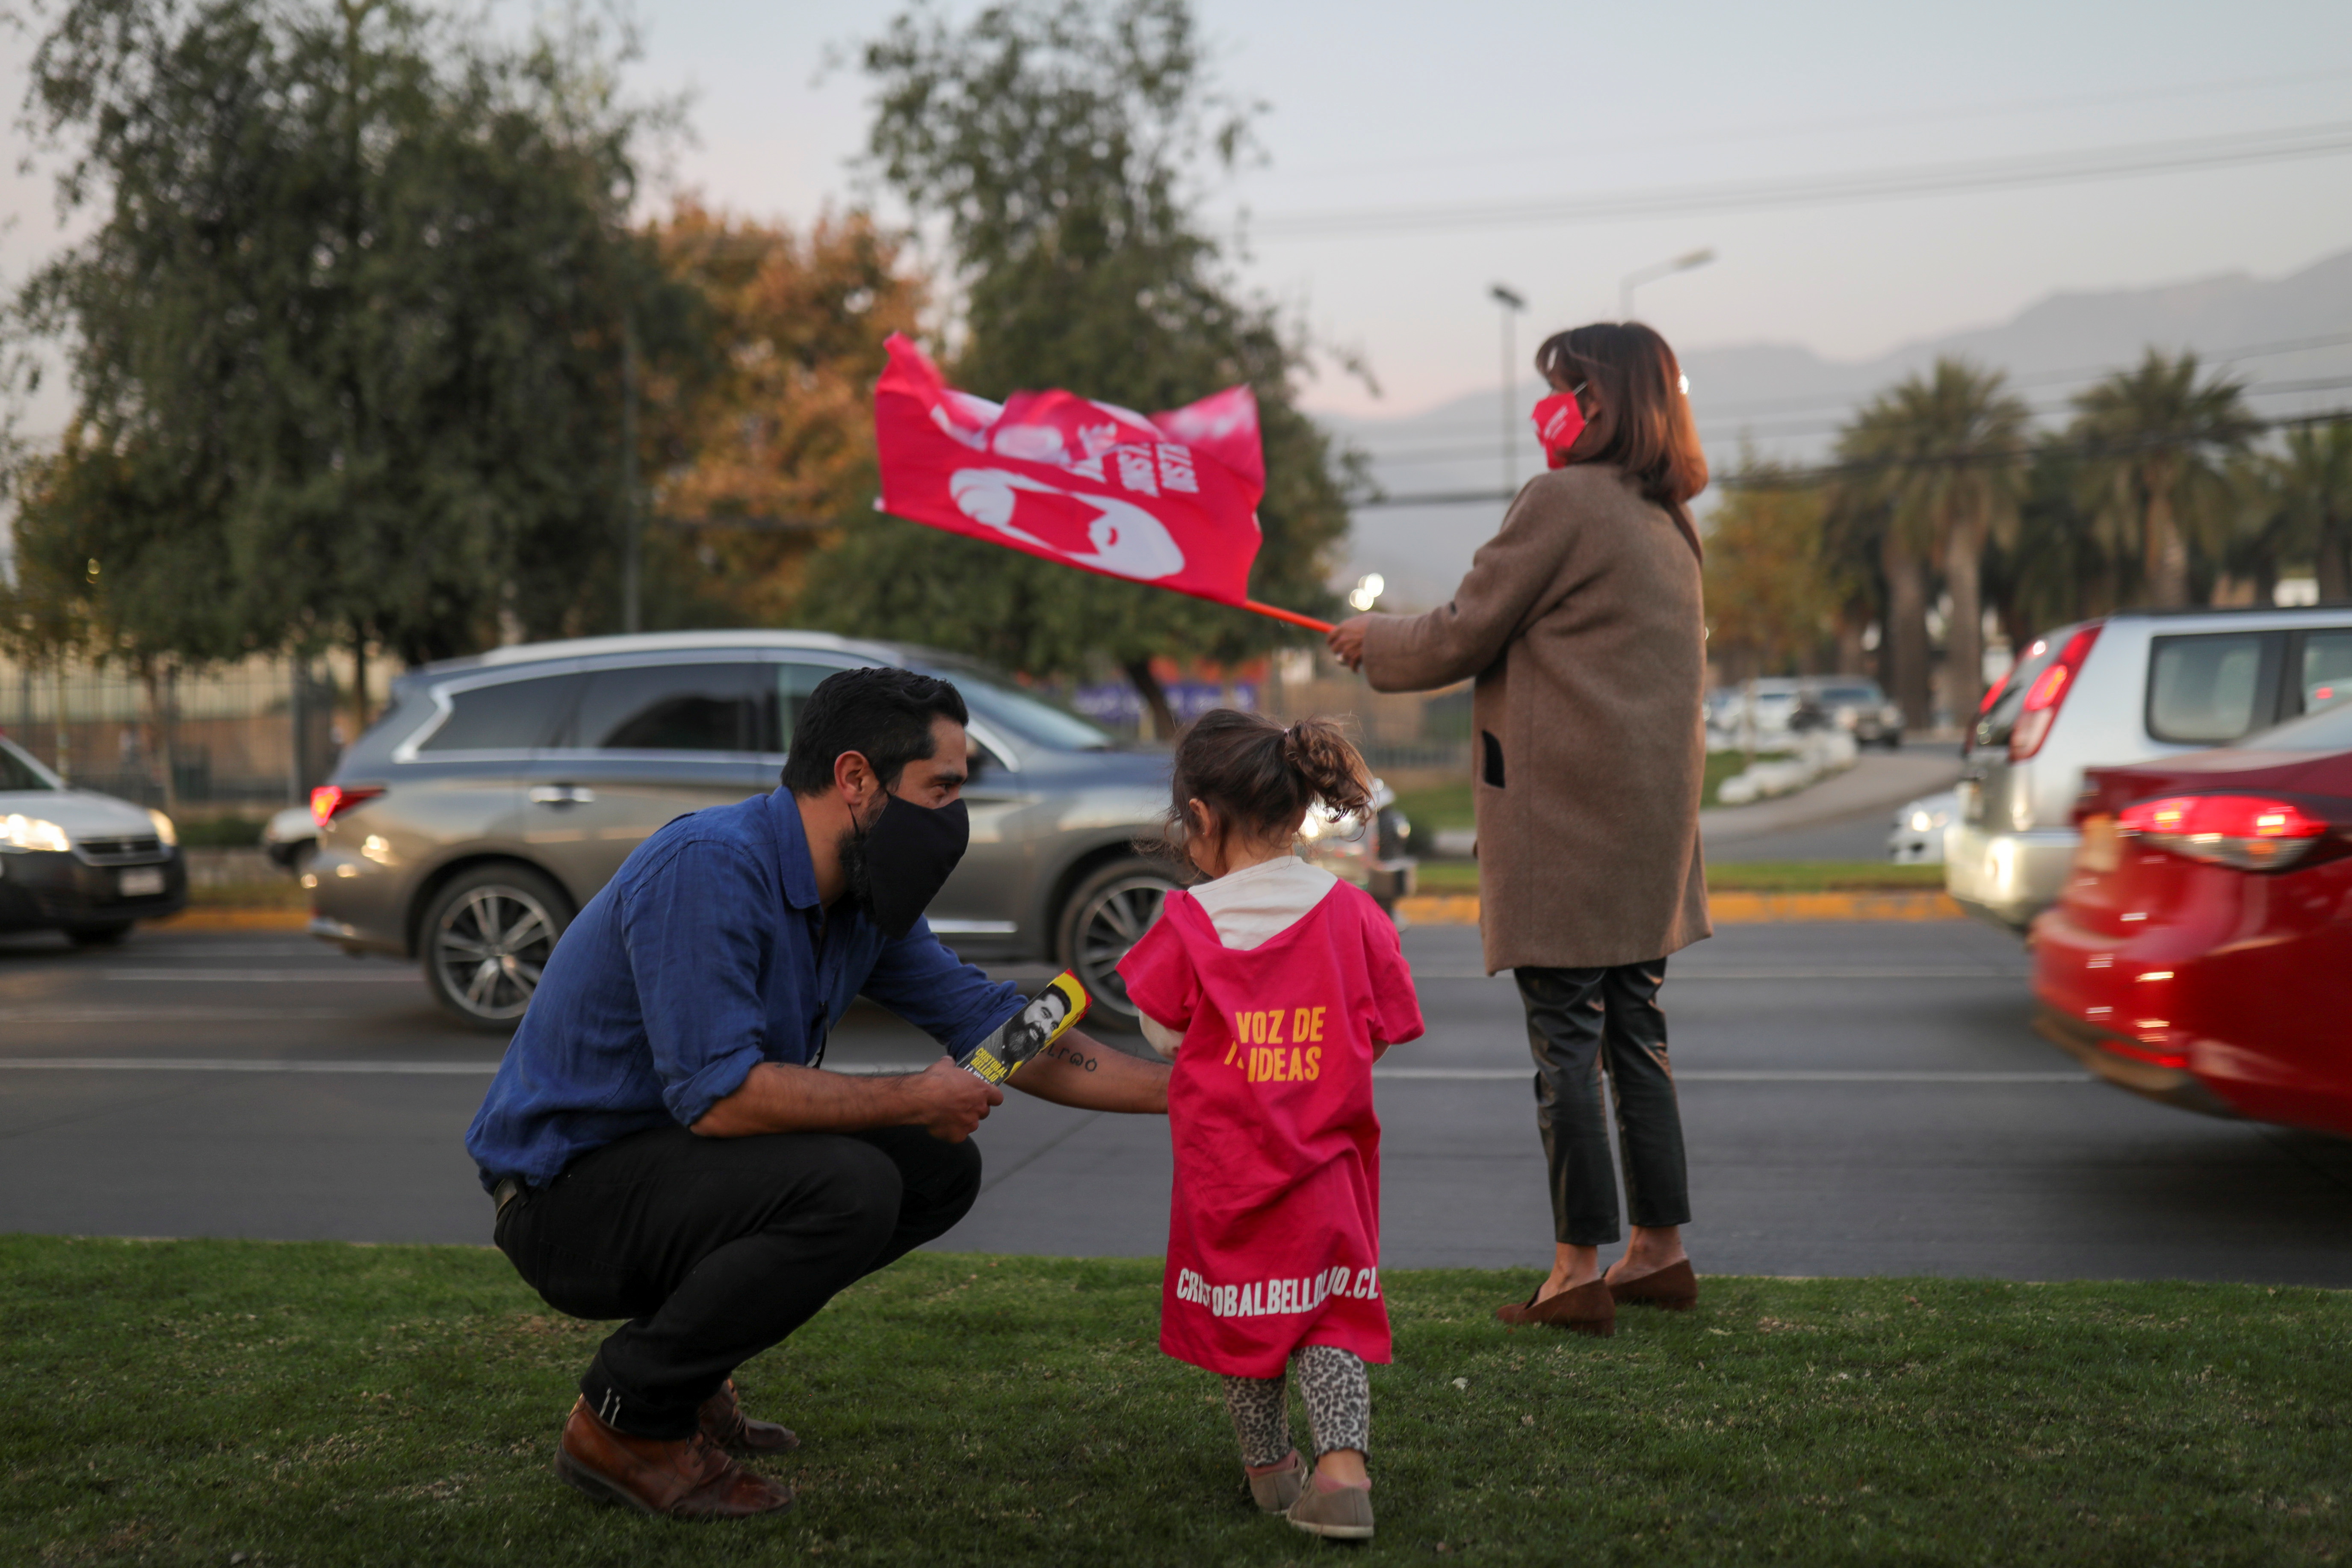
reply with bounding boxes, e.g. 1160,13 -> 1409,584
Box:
464,787 -> 1024,1190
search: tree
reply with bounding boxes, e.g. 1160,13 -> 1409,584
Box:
802,0 -> 1354,732
12,0 -> 692,729
2069,350 -> 2254,609
1986,440 -> 2115,647
1832,359 -> 2030,723
644,201 -> 927,627
2268,420 -> 2352,602
1703,461 -> 1851,680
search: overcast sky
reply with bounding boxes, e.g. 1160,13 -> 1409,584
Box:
6,0 -> 2352,428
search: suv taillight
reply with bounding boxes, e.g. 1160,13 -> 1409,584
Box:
2008,625 -> 2101,761
310,784 -> 384,827
2119,794 -> 2329,871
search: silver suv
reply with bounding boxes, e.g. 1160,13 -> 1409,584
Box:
306,632 -> 1414,1030
1945,605 -> 2352,930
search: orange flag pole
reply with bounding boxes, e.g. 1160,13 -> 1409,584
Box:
1243,599 -> 1336,634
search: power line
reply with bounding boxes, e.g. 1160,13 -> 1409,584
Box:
1354,375 -> 2352,470
1276,65 -> 2352,184
1350,405 -> 2352,508
1253,120 -> 2352,239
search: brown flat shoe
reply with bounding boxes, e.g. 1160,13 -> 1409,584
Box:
1604,1257 -> 1699,1310
698,1379 -> 800,1454
556,1397 -> 795,1519
1495,1278 -> 1615,1337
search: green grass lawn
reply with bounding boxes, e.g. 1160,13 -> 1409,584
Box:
1413,860 -> 1947,896
4,1239 -> 2342,1565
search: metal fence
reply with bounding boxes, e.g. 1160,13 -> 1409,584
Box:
0,654 -> 351,814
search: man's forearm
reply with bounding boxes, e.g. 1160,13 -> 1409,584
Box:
1008,1029 -> 1169,1113
691,1061 -> 920,1138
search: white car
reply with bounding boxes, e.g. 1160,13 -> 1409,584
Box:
0,734 -> 189,944
1888,790 -> 1957,863
1946,606 -> 2352,930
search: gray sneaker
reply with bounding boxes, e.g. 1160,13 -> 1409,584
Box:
1246,1450 -> 1304,1513
1287,1476 -> 1374,1540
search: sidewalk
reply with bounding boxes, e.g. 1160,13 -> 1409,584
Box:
1700,744 -> 1964,845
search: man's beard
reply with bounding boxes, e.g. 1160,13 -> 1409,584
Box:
836,826 -> 878,924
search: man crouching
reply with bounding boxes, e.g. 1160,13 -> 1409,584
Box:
464,666 -> 1170,1518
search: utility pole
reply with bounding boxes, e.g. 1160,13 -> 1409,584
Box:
621,314 -> 643,635
1619,247 -> 1717,322
1489,284 -> 1527,495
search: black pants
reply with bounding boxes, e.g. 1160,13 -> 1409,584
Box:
494,1124 -> 981,1439
1516,960 -> 1691,1246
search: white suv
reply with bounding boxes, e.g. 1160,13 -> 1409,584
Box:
1945,605 -> 2352,931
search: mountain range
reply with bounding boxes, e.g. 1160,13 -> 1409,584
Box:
1324,246 -> 2352,610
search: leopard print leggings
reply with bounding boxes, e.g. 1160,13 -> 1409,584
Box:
1222,1344 -> 1370,1465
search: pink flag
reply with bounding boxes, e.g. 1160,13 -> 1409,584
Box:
874,334 -> 1319,624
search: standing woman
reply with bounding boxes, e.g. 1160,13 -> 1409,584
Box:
1326,322 -> 1711,1337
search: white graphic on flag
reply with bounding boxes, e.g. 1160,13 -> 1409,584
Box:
948,469 -> 1187,581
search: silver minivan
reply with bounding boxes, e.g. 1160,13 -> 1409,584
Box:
1945,605 -> 2352,930
306,631 -> 1413,1030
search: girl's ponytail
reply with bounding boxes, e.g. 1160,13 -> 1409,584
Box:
1152,709 -> 1376,859
1282,717 -> 1373,818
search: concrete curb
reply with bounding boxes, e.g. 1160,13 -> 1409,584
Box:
157,890 -> 1967,938
153,907 -> 312,933
1397,890 -> 1964,928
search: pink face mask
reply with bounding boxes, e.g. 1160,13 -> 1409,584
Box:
1531,390 -> 1587,468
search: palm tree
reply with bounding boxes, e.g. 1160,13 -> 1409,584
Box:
2276,420 -> 2352,601
2069,351 -> 2255,607
1835,358 -> 2031,724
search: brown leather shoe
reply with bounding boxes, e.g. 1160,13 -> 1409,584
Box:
1495,1278 -> 1615,1337
1604,1257 -> 1699,1311
698,1379 -> 801,1455
555,1397 -> 795,1519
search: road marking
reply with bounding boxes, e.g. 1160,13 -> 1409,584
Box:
2,1010 -> 369,1025
0,1057 -> 499,1073
1407,967 -> 2028,981
1374,1067 -> 2089,1083
61,969 -> 416,983
0,1058 -> 2092,1085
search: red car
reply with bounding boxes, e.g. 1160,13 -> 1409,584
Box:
2031,698 -> 2352,1136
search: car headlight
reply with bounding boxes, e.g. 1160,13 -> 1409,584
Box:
0,813 -> 72,853
1907,808 -> 1950,833
147,808 -> 178,847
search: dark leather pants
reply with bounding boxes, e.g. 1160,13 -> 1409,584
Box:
1516,960 -> 1691,1246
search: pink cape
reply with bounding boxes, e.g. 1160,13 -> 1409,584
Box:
1119,883 -> 1424,1378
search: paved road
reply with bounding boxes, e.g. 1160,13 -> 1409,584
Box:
1702,738 -> 1962,863
3,920 -> 2347,1286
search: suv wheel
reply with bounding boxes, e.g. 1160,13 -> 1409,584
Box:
1056,857 -> 1182,1033
420,864 -> 571,1031
64,922 -> 133,948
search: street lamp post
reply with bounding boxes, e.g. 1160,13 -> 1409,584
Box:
1619,247 -> 1716,322
1489,283 -> 1526,495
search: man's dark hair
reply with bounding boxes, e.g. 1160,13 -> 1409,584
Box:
781,666 -> 969,797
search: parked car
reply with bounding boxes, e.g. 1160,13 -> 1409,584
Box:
261,803 -> 318,874
0,734 -> 189,943
2030,698 -> 2352,1135
1706,678 -> 1803,743
1944,605 -> 2352,931
305,631 -> 1415,1032
1886,789 -> 1957,863
1802,676 -> 1904,748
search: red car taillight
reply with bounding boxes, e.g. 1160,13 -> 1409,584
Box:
2117,794 -> 2328,872
310,784 -> 384,827
2009,626 -> 2101,761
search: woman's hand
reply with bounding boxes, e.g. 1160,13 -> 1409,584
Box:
1327,615 -> 1372,673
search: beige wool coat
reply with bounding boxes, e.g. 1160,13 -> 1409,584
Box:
1361,463 -> 1711,974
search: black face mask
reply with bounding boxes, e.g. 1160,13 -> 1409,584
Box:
844,792 -> 970,939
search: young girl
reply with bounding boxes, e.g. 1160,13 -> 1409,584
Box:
1117,711 -> 1424,1541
